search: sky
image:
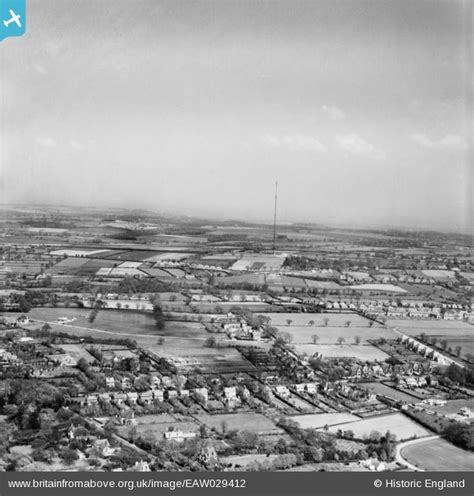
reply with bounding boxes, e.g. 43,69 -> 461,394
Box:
0,0 -> 472,232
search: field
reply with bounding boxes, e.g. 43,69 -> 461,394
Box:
325,413 -> 430,440
23,308 -> 253,373
118,414 -> 200,443
388,320 -> 474,358
429,399 -> 474,417
221,454 -> 279,468
265,312 -> 396,345
401,438 -> 474,471
295,344 -> 390,361
359,382 -> 421,403
196,413 -> 283,435
288,413 -> 359,429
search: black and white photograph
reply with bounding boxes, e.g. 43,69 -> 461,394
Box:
0,0 -> 472,493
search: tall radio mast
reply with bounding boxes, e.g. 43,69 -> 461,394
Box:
272,180 -> 278,252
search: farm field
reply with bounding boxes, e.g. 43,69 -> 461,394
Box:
295,344 -> 390,361
359,383 -> 421,403
278,326 -> 396,345
265,313 -> 384,328
401,438 -> 474,471
288,413 -> 359,429
265,312 -> 396,345
23,308 -> 252,373
325,413 -> 430,441
196,413 -> 283,435
27,308 -> 206,337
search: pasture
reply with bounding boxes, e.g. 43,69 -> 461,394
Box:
266,312 -> 396,345
401,438 -> 474,471
266,313 -> 383,328
25,308 -> 252,373
325,413 -> 430,441
196,413 -> 283,435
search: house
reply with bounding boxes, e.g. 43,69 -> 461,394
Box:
85,395 -> 98,407
224,387 -> 237,401
129,460 -> 151,472
194,388 -> 208,402
105,377 -> 116,388
88,439 -> 116,458
305,383 -> 317,394
274,385 -> 290,399
154,389 -> 164,402
126,392 -> 138,404
179,389 -> 190,398
121,377 -> 132,389
112,393 -> 128,406
164,429 -> 197,442
197,442 -> 218,466
167,390 -> 178,400
295,384 -> 305,394
139,390 -> 154,405
151,376 -> 161,388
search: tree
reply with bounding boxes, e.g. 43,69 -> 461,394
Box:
308,320 -> 315,327
61,448 -> 79,466
204,336 -> 217,348
455,346 -> 462,357
441,339 -> 448,351
419,332 -> 427,342
354,336 -> 361,345
345,320 -> 351,327
286,319 -> 293,327
337,337 -> 345,345
368,321 -> 374,328
323,318 -> 329,327
311,334 -> 320,345
152,303 -> 165,330
156,337 -> 165,346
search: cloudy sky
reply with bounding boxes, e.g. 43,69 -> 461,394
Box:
0,0 -> 471,231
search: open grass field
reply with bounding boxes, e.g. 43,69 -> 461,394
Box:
325,413 -> 430,441
278,325 -> 396,345
359,382 -> 421,403
265,313 -> 383,328
401,438 -> 474,471
24,308 -> 252,373
118,414 -> 201,443
295,344 -> 390,361
196,412 -> 283,435
288,413 -> 358,429
429,399 -> 474,416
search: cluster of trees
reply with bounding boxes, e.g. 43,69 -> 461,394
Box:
442,422 -> 474,451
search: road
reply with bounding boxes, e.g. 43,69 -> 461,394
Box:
395,435 -> 439,471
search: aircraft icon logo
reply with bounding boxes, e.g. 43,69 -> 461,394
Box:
1,0 -> 26,42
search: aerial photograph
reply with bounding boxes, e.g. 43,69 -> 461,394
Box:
0,0 -> 472,482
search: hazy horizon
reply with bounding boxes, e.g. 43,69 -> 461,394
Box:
1,0 -> 472,233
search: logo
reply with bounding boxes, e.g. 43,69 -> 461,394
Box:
0,0 -> 26,42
